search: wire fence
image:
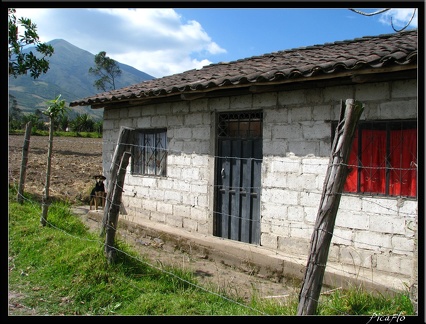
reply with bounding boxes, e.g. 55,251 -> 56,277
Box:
8,135 -> 418,314
12,186 -> 368,316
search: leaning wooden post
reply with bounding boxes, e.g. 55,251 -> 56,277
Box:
100,126 -> 133,236
40,118 -> 54,226
105,151 -> 130,264
17,121 -> 32,204
297,99 -> 364,315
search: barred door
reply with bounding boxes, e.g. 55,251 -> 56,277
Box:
214,111 -> 262,244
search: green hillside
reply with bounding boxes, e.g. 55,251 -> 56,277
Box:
9,39 -> 155,120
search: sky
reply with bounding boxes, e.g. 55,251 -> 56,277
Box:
12,7 -> 419,79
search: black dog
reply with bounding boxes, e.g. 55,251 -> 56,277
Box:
90,177 -> 106,210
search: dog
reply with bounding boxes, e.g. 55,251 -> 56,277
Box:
90,176 -> 106,210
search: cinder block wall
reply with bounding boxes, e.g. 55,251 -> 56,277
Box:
102,79 -> 417,281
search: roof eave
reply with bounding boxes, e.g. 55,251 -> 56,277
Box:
71,63 -> 417,110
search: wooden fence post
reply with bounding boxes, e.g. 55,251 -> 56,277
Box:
40,118 -> 54,226
17,121 -> 32,204
105,151 -> 131,264
100,126 -> 133,236
297,99 -> 364,315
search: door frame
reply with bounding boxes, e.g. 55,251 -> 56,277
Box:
213,110 -> 263,244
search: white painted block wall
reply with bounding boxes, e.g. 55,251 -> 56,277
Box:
102,79 -> 417,279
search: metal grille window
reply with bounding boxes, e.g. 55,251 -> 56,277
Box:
132,129 -> 167,176
333,120 -> 417,198
218,111 -> 263,138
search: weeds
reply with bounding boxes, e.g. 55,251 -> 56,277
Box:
8,187 -> 415,316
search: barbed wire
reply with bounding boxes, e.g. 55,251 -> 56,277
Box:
12,189 -> 356,315
34,206 -> 268,315
15,189 -> 410,314
10,136 -> 418,172
9,135 -> 417,304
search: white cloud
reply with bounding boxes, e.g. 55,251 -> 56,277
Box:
13,8 -> 226,78
114,50 -> 212,78
378,8 -> 418,29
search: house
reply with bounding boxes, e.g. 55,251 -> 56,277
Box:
70,30 -> 418,293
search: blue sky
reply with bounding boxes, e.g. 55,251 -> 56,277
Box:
13,7 -> 418,78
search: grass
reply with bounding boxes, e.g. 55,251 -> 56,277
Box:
8,186 -> 416,316
9,129 -> 102,138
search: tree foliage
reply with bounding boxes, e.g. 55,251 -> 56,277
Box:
88,51 -> 122,92
69,113 -> 95,132
8,8 -> 55,79
9,110 -> 103,134
42,94 -> 69,121
9,94 -> 23,130
9,94 -> 21,120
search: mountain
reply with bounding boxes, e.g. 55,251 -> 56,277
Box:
8,39 -> 155,120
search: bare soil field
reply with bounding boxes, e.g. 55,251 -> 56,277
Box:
8,134 -> 299,315
9,134 -> 104,205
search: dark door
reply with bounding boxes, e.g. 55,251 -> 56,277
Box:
214,111 -> 262,244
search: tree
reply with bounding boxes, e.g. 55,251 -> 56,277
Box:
349,8 -> 417,32
57,114 -> 70,132
21,112 -> 44,133
94,120 -> 103,135
40,95 -> 69,226
9,94 -> 23,130
8,8 -> 54,79
88,51 -> 122,92
69,113 -> 94,132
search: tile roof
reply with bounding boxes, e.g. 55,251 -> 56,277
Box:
70,29 -> 417,108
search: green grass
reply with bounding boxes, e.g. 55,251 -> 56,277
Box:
9,129 -> 102,138
8,187 -> 415,316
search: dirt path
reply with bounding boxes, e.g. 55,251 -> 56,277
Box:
75,207 -> 300,301
8,134 -> 299,315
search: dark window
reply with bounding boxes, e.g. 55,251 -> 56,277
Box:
218,111 -> 263,138
334,120 -> 417,198
132,129 -> 167,176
